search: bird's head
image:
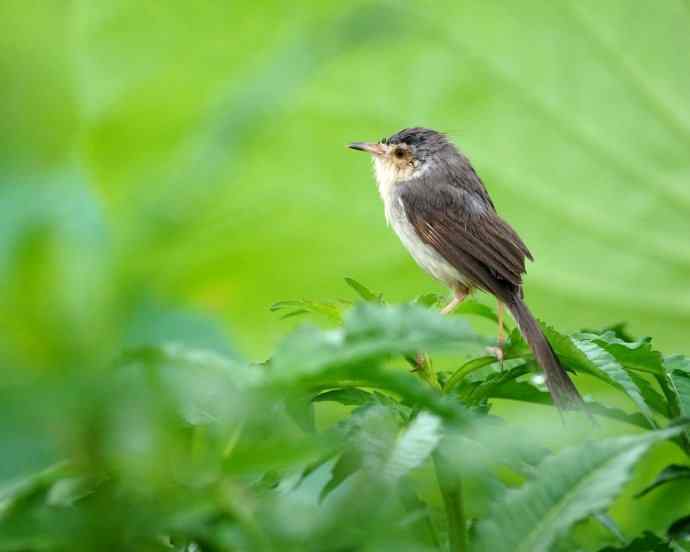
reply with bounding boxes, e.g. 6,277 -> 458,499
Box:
348,127 -> 452,187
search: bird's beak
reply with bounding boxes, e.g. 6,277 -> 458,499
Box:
348,142 -> 386,156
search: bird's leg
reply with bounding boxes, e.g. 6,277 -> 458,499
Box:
487,300 -> 505,367
440,284 -> 469,315
497,300 -> 505,349
413,284 -> 469,377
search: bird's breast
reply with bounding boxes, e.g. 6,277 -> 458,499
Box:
384,191 -> 465,287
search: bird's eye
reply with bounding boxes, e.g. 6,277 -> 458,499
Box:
393,148 -> 405,159
380,137 -> 387,144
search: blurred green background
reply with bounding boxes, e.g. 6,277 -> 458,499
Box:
2,1 -> 690,548
2,0 -> 689,358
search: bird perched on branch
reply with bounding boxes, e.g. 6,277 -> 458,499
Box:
348,127 -> 582,410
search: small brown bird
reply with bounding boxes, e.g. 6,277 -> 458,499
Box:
349,127 -> 582,409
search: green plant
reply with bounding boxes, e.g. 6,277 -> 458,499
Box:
2,278 -> 689,551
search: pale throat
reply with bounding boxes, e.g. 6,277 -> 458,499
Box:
372,156 -> 426,224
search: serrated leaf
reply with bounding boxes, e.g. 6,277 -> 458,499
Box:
595,512 -> 626,544
571,336 -> 656,426
458,367 -> 651,429
0,462 -> 71,518
117,343 -> 255,425
635,464 -> 690,498
473,426 -> 686,552
353,407 -> 442,484
398,477 -> 440,546
629,372 -> 668,417
503,326 -> 530,357
505,323 -> 656,427
414,292 -> 443,308
582,403 -> 652,430
579,331 -> 665,375
313,388 -> 373,406
457,365 -> 531,405
445,356 -> 500,393
668,369 -> 690,444
320,449 -> 361,502
270,300 -> 306,311
508,324 -> 658,422
280,309 -> 310,320
670,371 -> 690,418
285,393 -> 315,433
597,531 -> 674,552
382,411 -> 442,482
455,298 -> 500,324
666,355 -> 690,375
270,303 -> 485,381
668,515 -> 690,542
270,299 -> 343,323
344,277 -> 383,303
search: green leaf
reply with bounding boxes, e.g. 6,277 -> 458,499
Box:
668,369 -> 690,447
414,292 -> 443,308
458,366 -> 652,429
457,365 -> 531,405
662,356 -> 690,445
313,388 -> 373,406
571,336 -> 656,425
344,277 -> 383,303
635,464 -> 690,498
582,403 -> 653,431
597,531 -> 674,551
270,299 -> 343,323
506,323 -> 666,427
449,355 -> 653,429
0,462 -> 71,518
354,407 -> 442,484
320,449 -> 361,502
270,303 -> 485,381
279,308 -> 311,320
116,343 -> 256,425
594,512 -> 626,544
473,425 -> 687,552
666,355 -> 690,376
507,323 -> 661,423
445,356 -> 500,393
668,515 -> 690,542
285,393 -> 316,433
578,332 -> 666,375
382,411 -> 442,482
398,478 -> 440,547
670,371 -> 690,419
452,298 -> 499,324
628,372 -> 668,417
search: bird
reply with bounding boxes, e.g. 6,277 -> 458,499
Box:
348,127 -> 582,410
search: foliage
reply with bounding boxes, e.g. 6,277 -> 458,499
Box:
2,0 -> 690,358
2,274 -> 690,551
3,1 -> 690,549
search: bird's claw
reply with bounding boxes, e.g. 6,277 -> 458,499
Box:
486,346 -> 504,368
411,352 -> 430,372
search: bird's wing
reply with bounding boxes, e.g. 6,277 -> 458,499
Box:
447,153 -> 497,212
399,182 -> 532,299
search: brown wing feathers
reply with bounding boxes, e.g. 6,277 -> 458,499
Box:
401,186 -> 531,298
401,185 -> 583,409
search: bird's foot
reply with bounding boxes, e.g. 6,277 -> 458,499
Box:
411,352 -> 431,372
486,346 -> 504,369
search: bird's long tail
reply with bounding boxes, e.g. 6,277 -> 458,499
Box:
507,295 -> 582,410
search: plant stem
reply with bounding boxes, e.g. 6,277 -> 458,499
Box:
444,355 -> 498,393
398,478 -> 440,547
405,352 -> 441,390
433,448 -> 466,552
409,351 -> 466,551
